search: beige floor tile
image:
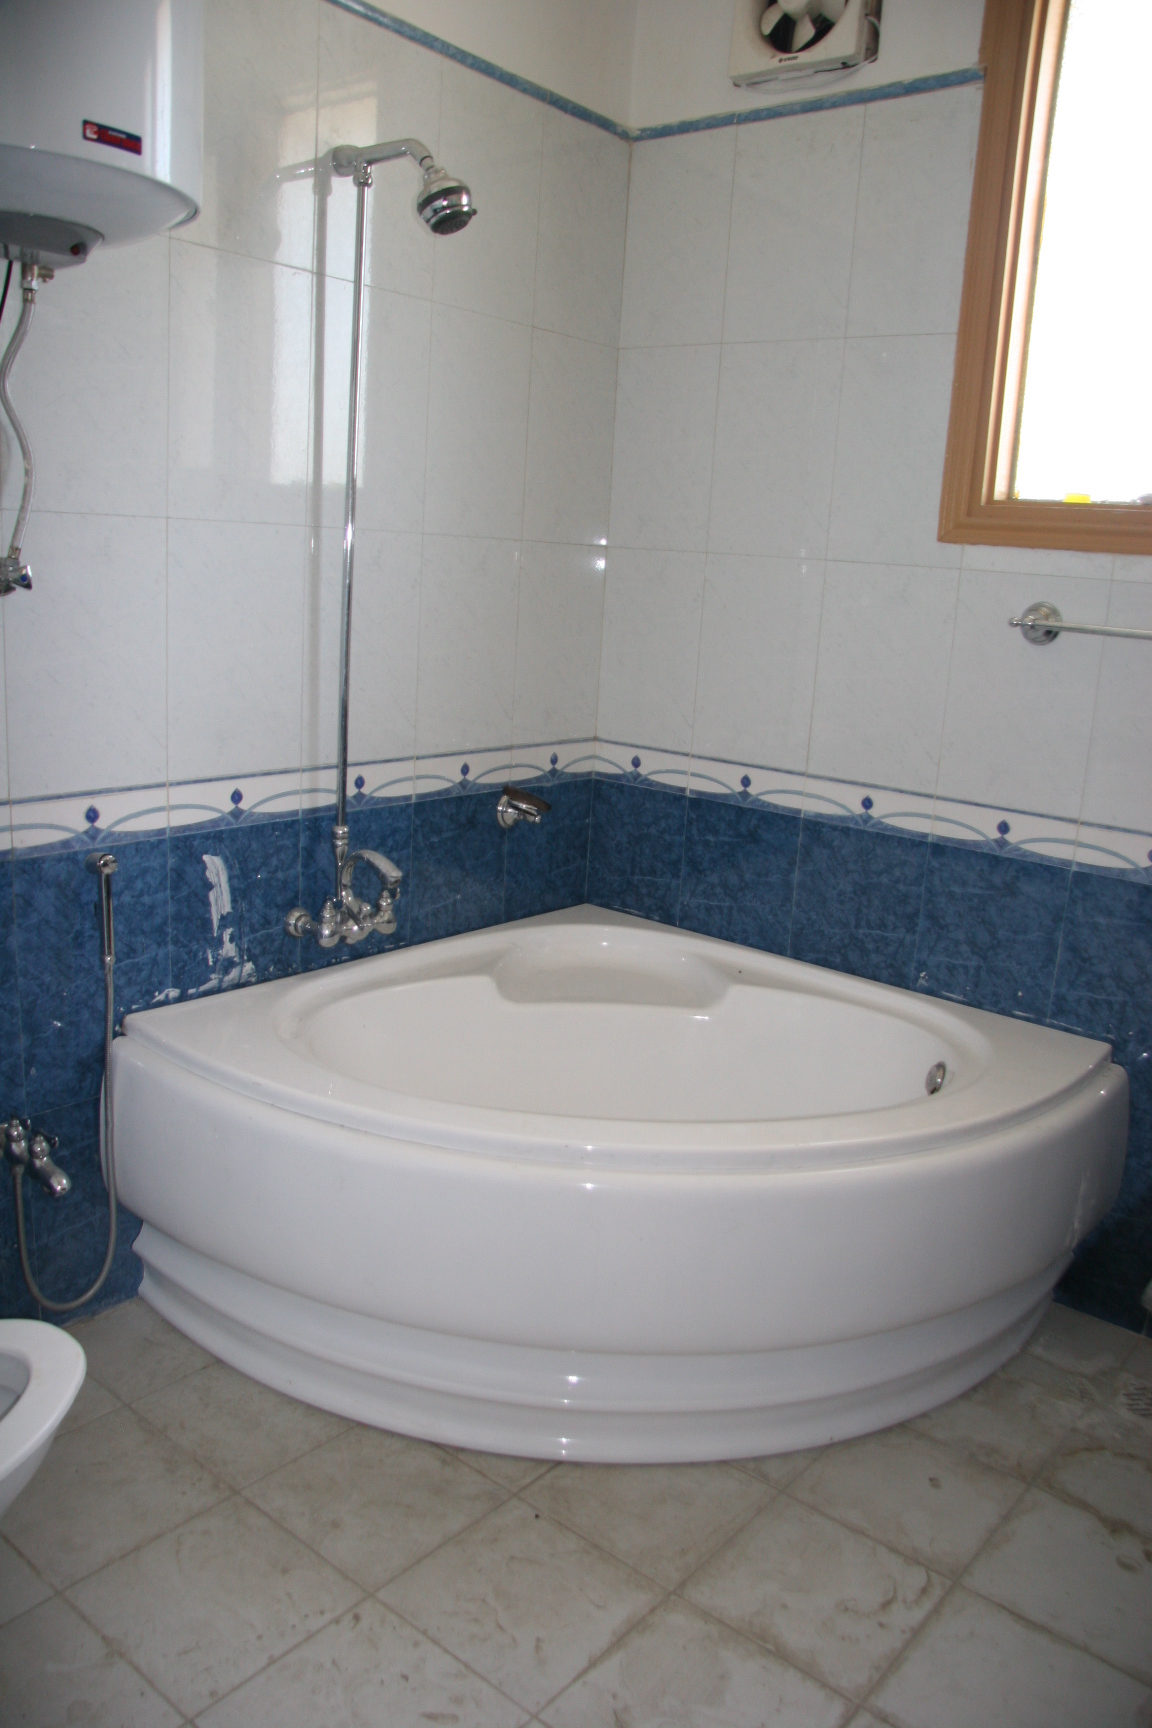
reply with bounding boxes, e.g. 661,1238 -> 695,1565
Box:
522,1461 -> 770,1587
999,1349 -> 1109,1411
787,1425 -> 1023,1577
871,1586 -> 1152,1728
247,1424 -> 506,1590
541,1597 -> 851,1728
69,1495 -> 362,1719
69,1298 -> 214,1403
136,1360 -> 349,1489
1126,1338 -> 1152,1385
1112,1373 -> 1152,1439
0,1405 -> 228,1588
909,1366 -> 1086,1479
682,1497 -> 947,1701
450,1448 -> 557,1491
740,1447 -> 826,1489
966,1487 -> 1152,1683
380,1497 -> 660,1714
1025,1305 -> 1138,1381
196,1597 -> 529,1727
0,1535 -> 52,1626
1040,1415 -> 1152,1540
58,1372 -> 122,1435
0,1594 -> 181,1726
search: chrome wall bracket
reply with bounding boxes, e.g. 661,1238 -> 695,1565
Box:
1010,601 -> 1152,645
496,785 -> 552,829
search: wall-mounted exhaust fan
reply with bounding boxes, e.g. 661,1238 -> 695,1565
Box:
730,0 -> 881,87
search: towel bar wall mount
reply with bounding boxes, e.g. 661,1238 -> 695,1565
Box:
1008,602 -> 1152,645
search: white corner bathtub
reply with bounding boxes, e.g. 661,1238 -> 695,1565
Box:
111,907 -> 1128,1462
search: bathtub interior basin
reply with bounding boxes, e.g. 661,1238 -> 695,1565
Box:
0,1321 -> 86,1517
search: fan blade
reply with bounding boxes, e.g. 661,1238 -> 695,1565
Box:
791,14 -> 817,48
818,0 -> 848,19
760,4 -> 785,38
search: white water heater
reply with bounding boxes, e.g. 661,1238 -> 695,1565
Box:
0,0 -> 203,268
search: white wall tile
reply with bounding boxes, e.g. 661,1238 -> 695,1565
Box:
847,85 -> 982,338
514,543 -> 606,744
432,64 -> 544,328
312,279 -> 432,536
0,238 -> 169,520
302,527 -> 421,772
193,0 -> 320,271
597,548 -> 706,753
317,7 -> 442,299
619,130 -> 736,348
828,334 -> 961,569
937,569 -> 1108,818
423,304 -> 532,541
962,543 -> 1115,581
522,331 -> 617,547
4,513 -> 167,800
168,519 -> 306,781
415,536 -> 520,756
0,590 -> 8,805
709,339 -> 843,560
609,345 -> 720,552
168,241 -> 313,526
724,108 -> 863,344
534,110 -> 629,349
808,562 -> 959,795
692,555 -> 824,773
1112,555 -> 1152,585
1079,583 -> 1152,832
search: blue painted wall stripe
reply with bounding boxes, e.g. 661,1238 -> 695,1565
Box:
323,0 -> 983,143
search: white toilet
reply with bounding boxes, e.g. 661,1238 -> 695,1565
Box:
0,1321 -> 86,1517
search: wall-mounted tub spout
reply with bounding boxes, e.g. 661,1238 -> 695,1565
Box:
497,785 -> 552,829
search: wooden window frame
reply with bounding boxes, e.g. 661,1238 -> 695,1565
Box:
938,0 -> 1152,554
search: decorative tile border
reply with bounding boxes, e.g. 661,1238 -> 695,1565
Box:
9,787 -> 169,855
325,0 -> 983,145
687,757 -> 806,813
5,747 -> 1152,877
594,741 -> 691,792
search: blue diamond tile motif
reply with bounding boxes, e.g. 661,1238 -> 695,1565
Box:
84,806 -> 100,827
741,775 -> 751,791
861,796 -> 873,812
230,788 -> 243,807
997,819 -> 1010,836
550,753 -> 558,768
631,756 -> 641,770
354,775 -> 365,791
460,762 -> 470,780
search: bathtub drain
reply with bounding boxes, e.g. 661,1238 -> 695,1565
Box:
925,1062 -> 947,1095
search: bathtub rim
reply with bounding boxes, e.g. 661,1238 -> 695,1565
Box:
116,906 -> 1118,1171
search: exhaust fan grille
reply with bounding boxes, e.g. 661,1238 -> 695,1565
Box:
730,0 -> 881,88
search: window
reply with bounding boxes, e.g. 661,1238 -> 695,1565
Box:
938,0 -> 1152,553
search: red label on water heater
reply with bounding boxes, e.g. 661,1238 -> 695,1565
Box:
82,120 -> 142,156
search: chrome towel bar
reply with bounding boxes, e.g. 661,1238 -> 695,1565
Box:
1009,601 -> 1152,645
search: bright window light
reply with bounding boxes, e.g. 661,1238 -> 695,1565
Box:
1012,0 -> 1152,504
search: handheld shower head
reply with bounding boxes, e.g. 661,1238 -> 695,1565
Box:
416,164 -> 477,236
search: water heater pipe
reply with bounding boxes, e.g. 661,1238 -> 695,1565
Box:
0,261 -> 41,594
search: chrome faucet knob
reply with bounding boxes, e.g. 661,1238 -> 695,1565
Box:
4,1117 -> 29,1168
496,785 -> 552,829
28,1133 -> 71,1197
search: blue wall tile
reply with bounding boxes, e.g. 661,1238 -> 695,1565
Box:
0,856 -> 25,1119
913,840 -> 1071,1020
586,777 -> 687,925
790,816 -> 927,990
504,776 -> 592,922
410,789 -> 507,943
679,796 -> 800,955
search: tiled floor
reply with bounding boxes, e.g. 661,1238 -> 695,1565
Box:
2,1300 -> 1150,1726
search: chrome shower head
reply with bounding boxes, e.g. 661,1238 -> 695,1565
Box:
416,164 -> 477,235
